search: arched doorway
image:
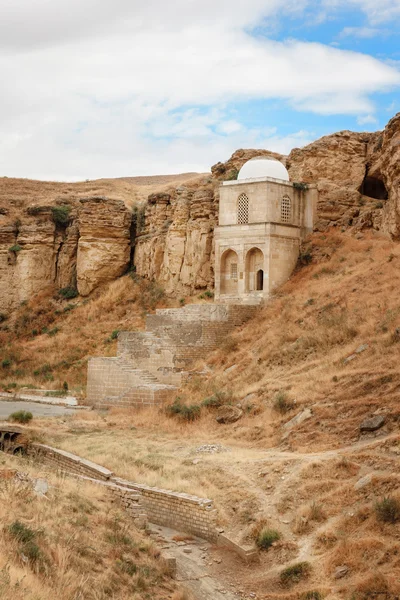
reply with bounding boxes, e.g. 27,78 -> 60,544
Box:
256,269 -> 264,291
245,248 -> 264,292
220,249 -> 239,295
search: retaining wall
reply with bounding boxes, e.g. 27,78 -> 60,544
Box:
32,443 -> 218,541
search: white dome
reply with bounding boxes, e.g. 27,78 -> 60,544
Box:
237,157 -> 289,182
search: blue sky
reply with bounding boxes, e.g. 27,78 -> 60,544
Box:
0,0 -> 399,180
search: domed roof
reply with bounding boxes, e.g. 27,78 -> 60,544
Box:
237,157 -> 289,182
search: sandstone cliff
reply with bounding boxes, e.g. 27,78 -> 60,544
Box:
133,114 -> 400,293
0,197 -> 131,316
1,114 -> 399,316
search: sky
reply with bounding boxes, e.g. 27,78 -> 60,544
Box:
0,0 -> 399,181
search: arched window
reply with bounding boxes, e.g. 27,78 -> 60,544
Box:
237,193 -> 249,224
281,195 -> 291,223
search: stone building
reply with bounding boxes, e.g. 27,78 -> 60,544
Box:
214,157 -> 317,304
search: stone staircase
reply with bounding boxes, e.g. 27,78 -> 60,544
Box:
87,303 -> 256,409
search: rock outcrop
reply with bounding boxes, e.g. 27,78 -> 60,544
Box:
0,197 -> 131,317
134,181 -> 216,296
1,113 -> 400,317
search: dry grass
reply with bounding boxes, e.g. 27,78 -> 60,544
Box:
0,454 -> 180,600
4,228 -> 400,597
0,275 -> 183,395
0,172 -> 207,212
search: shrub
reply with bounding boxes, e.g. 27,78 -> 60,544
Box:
299,248 -> 312,265
1,359 -> 11,368
225,168 -> 239,181
63,381 -> 69,392
301,592 -> 322,600
9,521 -> 35,543
165,399 -> 201,422
280,562 -> 311,586
273,390 -> 295,413
8,244 -> 22,253
51,205 -> 71,225
204,290 -> 214,298
8,521 -> 41,564
0,313 -> 8,323
202,390 -> 231,409
179,298 -> 186,306
256,528 -> 280,550
110,330 -> 120,340
375,497 -> 400,524
293,182 -> 309,191
9,410 -> 33,424
59,286 -> 78,299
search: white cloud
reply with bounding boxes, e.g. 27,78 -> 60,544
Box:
321,0 -> 400,24
357,114 -> 379,125
340,26 -> 385,38
0,0 -> 399,179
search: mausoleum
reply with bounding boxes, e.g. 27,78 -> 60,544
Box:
214,157 -> 317,304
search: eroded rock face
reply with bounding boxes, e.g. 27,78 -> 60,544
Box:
1,114 -> 400,316
0,197 -> 131,317
134,182 -> 216,295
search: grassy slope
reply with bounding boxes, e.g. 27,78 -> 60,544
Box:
34,229 -> 400,599
0,453 -> 181,600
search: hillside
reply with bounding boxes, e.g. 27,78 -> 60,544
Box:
0,171 -> 205,209
34,228 -> 400,599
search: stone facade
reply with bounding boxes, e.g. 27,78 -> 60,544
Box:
87,303 -> 256,408
214,173 -> 317,304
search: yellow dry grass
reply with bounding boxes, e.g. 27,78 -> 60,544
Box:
0,172 -> 207,211
4,228 -> 400,598
0,454 -> 179,600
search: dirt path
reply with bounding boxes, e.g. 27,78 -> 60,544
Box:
148,524 -> 238,600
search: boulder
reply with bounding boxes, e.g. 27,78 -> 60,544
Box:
360,415 -> 385,432
216,405 -> 243,424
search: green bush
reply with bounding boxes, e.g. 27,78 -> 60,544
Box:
133,204 -> 146,233
51,205 -> 71,225
9,521 -> 35,543
59,286 -> 78,299
9,410 -> 33,424
273,390 -> 295,413
202,390 -> 231,409
9,244 -> 22,253
110,330 -> 120,340
165,399 -> 201,422
204,290 -> 214,298
8,521 -> 41,563
1,359 -> 11,368
375,497 -> 400,524
280,562 -> 311,586
225,168 -> 239,181
256,528 -> 280,550
293,182 -> 309,191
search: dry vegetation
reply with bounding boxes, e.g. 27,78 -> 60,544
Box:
0,454 -> 181,600
3,229 -> 400,598
0,275 -> 181,396
0,172 -> 207,211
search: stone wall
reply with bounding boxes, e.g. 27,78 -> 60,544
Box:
87,303 -> 256,407
32,443 -> 218,541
